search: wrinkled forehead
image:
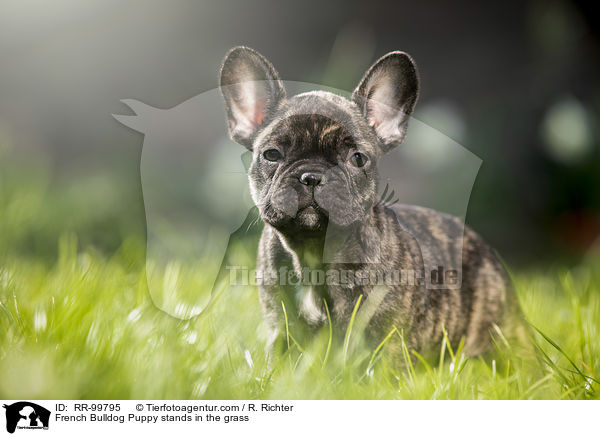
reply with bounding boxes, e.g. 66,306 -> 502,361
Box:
255,91 -> 380,154
270,114 -> 349,148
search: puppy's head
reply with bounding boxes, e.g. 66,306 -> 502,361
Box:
219,47 -> 418,236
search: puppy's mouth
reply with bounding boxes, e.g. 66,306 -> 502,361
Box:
262,198 -> 329,233
296,203 -> 328,229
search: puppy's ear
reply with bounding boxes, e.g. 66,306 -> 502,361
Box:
352,52 -> 419,151
219,46 -> 286,149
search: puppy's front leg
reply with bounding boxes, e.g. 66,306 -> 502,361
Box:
258,284 -> 291,363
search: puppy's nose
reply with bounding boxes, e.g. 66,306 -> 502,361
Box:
299,172 -> 323,186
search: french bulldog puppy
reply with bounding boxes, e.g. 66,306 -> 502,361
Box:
219,46 -> 525,361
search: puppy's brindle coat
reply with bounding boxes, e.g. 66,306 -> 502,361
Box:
219,46 -> 525,361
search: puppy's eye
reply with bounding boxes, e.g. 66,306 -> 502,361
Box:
350,152 -> 368,168
263,149 -> 283,162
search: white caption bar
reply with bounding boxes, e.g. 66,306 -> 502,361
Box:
0,400 -> 591,436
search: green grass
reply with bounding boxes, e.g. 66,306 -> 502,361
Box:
1,231 -> 599,399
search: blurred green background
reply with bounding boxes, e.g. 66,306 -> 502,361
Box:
1,0 -> 599,399
1,0 -> 599,265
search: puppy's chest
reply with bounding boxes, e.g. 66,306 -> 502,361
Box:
293,278 -> 362,327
